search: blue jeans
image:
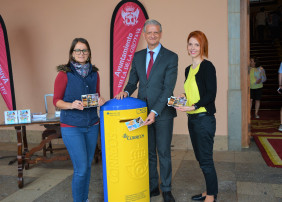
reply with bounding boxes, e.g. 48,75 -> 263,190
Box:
61,124 -> 99,202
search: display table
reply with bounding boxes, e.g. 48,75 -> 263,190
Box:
0,113 -> 70,188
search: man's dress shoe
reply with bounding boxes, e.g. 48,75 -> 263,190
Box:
150,188 -> 160,197
162,191 -> 175,202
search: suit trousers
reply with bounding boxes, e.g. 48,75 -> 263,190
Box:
188,113 -> 218,195
148,118 -> 174,192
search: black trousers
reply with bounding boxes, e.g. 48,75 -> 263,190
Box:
188,113 -> 218,195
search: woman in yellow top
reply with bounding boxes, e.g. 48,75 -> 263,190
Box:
175,31 -> 217,202
249,57 -> 266,118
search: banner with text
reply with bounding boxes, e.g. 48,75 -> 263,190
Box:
110,0 -> 148,98
0,15 -> 16,110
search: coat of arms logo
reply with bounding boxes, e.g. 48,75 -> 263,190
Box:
121,6 -> 139,26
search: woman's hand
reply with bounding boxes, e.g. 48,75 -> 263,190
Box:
71,100 -> 84,110
175,106 -> 195,112
178,93 -> 186,98
98,97 -> 105,106
256,78 -> 262,84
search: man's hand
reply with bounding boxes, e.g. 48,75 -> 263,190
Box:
115,91 -> 128,100
144,111 -> 155,125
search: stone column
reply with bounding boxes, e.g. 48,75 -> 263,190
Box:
228,0 -> 242,151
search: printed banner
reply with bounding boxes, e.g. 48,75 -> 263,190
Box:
110,0 -> 148,98
0,15 -> 16,110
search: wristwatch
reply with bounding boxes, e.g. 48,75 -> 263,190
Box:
194,104 -> 198,110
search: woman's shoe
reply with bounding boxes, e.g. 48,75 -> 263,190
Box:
191,194 -> 217,201
191,194 -> 205,201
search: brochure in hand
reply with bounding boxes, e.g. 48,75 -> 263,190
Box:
82,93 -> 99,108
125,117 -> 145,131
167,96 -> 187,107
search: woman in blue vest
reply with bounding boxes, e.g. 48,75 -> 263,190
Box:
53,38 -> 105,202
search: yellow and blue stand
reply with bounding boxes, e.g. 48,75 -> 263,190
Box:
100,97 -> 149,202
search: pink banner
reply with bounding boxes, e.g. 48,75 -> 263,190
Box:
0,16 -> 15,110
111,0 -> 148,98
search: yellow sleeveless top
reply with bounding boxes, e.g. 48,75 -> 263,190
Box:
184,64 -> 207,114
250,67 -> 263,89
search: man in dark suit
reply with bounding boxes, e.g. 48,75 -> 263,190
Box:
116,19 -> 178,202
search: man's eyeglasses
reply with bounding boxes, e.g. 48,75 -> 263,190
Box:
73,49 -> 89,55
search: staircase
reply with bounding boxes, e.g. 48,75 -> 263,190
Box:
250,41 -> 282,110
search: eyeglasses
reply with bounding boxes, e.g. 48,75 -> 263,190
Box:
73,49 -> 89,55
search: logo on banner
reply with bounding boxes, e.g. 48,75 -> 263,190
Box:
121,6 -> 139,26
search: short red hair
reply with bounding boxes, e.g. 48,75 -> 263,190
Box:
187,31 -> 208,58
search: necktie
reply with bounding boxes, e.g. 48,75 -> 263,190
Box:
147,51 -> 154,79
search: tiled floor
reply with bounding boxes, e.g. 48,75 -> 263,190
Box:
0,139 -> 282,202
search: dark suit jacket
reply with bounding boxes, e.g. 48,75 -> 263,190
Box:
124,46 -> 178,120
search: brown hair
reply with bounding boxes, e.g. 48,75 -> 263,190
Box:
187,30 -> 208,58
251,57 -> 261,68
67,38 -> 92,66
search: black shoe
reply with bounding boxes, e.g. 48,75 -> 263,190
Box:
162,191 -> 175,202
191,194 -> 206,201
150,188 -> 160,198
191,194 -> 217,201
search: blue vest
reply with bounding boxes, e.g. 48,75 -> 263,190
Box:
60,64 -> 98,127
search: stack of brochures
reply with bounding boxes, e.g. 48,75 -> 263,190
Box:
4,110 -> 18,124
32,113 -> 47,121
55,111 -> 61,117
4,109 -> 32,124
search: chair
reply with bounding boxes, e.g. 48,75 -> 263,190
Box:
42,94 -> 64,156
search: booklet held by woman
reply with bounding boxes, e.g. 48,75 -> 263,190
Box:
167,96 -> 187,107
